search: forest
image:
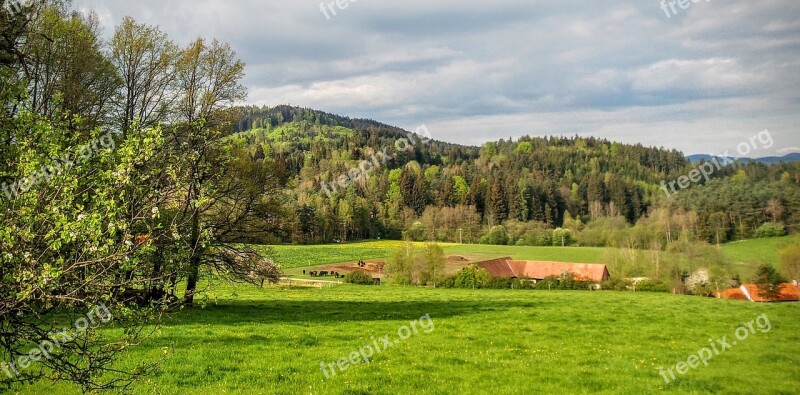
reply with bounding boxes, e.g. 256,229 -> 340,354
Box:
231,105 -> 800,248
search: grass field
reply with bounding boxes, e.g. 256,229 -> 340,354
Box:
720,236 -> 796,267
10,239 -> 798,394
12,283 -> 799,394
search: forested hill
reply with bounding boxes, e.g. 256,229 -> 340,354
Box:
229,105 -> 705,243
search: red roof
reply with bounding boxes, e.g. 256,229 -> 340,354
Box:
476,258 -> 610,282
721,283 -> 800,302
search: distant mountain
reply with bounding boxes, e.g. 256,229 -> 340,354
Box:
687,153 -> 800,165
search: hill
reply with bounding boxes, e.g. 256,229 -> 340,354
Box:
228,105 -> 697,244
687,153 -> 800,165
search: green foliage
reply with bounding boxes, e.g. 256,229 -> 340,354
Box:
417,242 -> 446,286
552,227 -> 574,246
779,242 -> 800,281
756,222 -> 787,238
384,241 -> 415,285
533,273 -> 593,290
344,270 -> 375,285
754,264 -> 787,300
452,265 -> 491,289
481,225 -> 509,245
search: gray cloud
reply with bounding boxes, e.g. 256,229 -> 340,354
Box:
75,0 -> 800,155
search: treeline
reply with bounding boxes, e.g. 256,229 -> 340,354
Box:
230,108 -> 800,246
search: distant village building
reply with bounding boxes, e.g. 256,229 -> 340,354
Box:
475,257 -> 610,283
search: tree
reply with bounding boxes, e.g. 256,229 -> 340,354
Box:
452,175 -> 469,205
110,17 -> 179,134
454,265 -> 490,289
0,5 -> 167,390
172,37 -> 247,306
0,68 -> 164,392
417,243 -> 445,286
24,5 -> 120,132
552,227 -> 573,247
779,244 -> 800,282
385,241 -> 414,285
486,180 -> 507,226
754,264 -> 786,301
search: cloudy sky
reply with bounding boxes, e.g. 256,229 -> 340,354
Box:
74,0 -> 800,156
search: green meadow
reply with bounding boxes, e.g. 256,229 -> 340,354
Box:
12,283 -> 800,394
10,238 -> 799,394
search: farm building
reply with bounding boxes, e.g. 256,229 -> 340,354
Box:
475,257 -> 610,283
721,283 -> 800,302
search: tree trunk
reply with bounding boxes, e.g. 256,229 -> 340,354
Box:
184,201 -> 201,306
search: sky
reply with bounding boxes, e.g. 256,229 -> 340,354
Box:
73,0 -> 800,156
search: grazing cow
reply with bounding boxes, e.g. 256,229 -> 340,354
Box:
310,271 -> 318,277
320,271 -> 329,277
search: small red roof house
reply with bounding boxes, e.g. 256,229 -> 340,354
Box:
721,283 -> 800,302
475,257 -> 610,283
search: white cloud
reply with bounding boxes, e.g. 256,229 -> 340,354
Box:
72,0 -> 800,155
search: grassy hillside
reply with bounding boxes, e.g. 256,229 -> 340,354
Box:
13,284 -> 800,394
264,241 -> 608,271
720,236 -> 796,267
443,244 -> 606,264
255,241 -> 436,270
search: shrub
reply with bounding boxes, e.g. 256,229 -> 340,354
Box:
552,228 -> 574,247
480,225 -> 509,245
756,222 -> 787,238
440,276 -> 456,288
453,265 -> 491,288
345,270 -> 375,285
484,276 -> 514,289
601,277 -> 630,291
534,273 -> 593,290
634,280 -> 670,293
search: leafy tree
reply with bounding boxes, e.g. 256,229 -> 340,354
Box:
417,243 -> 445,286
754,264 -> 786,301
779,243 -> 800,282
172,37 -> 247,305
453,265 -> 490,289
385,241 -> 414,285
110,17 -> 179,133
552,227 -> 573,247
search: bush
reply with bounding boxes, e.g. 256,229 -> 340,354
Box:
440,276 -> 456,288
484,276 -> 514,289
453,265 -> 491,288
601,277 -> 630,291
756,222 -> 787,238
480,225 -> 509,245
533,273 -> 593,290
634,280 -> 670,293
345,270 -> 375,285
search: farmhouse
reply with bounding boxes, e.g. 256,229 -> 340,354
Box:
475,257 -> 610,283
